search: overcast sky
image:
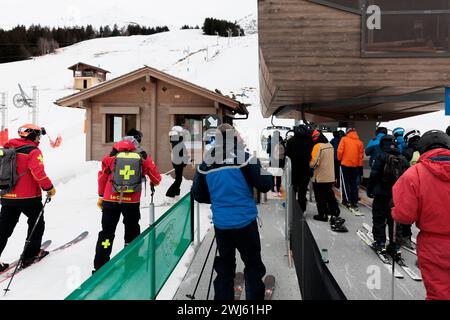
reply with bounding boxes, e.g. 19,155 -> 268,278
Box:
0,0 -> 257,29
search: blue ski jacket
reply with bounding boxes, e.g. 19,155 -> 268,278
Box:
365,133 -> 385,168
192,140 -> 273,230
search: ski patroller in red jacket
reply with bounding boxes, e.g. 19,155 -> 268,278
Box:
98,140 -> 162,204
392,148 -> 450,300
1,138 -> 53,201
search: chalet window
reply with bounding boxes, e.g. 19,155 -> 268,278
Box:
362,0 -> 450,57
105,114 -> 137,143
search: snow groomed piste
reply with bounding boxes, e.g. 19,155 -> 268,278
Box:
66,193 -> 192,300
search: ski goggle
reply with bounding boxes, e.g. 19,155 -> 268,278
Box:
18,126 -> 46,137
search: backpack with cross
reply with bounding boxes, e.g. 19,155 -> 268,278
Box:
111,151 -> 143,202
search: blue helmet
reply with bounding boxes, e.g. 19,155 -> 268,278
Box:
393,127 -> 405,138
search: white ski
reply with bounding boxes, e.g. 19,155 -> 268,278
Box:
362,223 -> 417,255
361,226 -> 422,281
356,229 -> 404,279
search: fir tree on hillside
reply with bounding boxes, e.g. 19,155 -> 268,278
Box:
202,18 -> 245,37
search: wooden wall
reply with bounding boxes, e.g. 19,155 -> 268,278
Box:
85,76 -> 225,180
259,0 -> 450,118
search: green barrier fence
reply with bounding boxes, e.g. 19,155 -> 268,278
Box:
66,193 -> 193,300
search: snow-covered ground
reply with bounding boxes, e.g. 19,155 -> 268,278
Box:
0,23 -> 448,300
0,27 -> 293,300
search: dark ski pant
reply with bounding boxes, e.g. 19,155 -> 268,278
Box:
274,176 -> 282,193
166,164 -> 184,198
0,200 -> 44,260
94,202 -> 141,271
372,195 -> 402,247
295,178 -> 310,213
341,166 -> 359,205
213,220 -> 266,300
334,161 -> 341,187
312,182 -> 340,218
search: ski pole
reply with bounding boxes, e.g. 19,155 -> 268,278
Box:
186,235 -> 216,300
391,220 -> 397,301
206,246 -> 218,300
4,196 -> 51,295
149,184 -> 155,226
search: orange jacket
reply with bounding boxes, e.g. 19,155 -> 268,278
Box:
337,131 -> 364,167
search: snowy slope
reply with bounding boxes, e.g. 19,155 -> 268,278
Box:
0,26 -> 448,300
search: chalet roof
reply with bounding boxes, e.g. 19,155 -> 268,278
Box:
68,62 -> 110,74
56,65 -> 248,115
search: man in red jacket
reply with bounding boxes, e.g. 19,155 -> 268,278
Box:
392,130 -> 450,300
0,124 -> 56,271
94,137 -> 161,272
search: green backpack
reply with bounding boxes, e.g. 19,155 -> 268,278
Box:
112,151 -> 143,201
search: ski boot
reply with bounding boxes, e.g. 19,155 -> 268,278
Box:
21,250 -> 49,269
330,216 -> 348,232
401,236 -> 416,251
387,244 -> 402,262
371,241 -> 386,253
0,263 -> 9,272
313,215 -> 328,222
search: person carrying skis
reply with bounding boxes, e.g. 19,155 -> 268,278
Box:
285,124 -> 314,213
192,124 -> 272,300
0,124 -> 56,271
365,127 -> 387,169
166,126 -> 189,200
367,135 -> 409,258
392,130 -> 450,300
94,137 -> 161,272
310,130 -> 346,231
337,128 -> 364,211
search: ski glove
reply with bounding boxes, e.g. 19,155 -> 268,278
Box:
46,187 -> 56,198
97,198 -> 103,210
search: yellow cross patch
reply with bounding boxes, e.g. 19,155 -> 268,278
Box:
102,239 -> 111,249
37,154 -> 44,165
119,165 -> 135,180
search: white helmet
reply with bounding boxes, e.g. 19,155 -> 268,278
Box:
169,126 -> 184,137
404,128 -> 421,144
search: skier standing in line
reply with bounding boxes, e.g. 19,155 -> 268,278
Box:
285,125 -> 314,213
310,130 -> 346,231
94,135 -> 161,272
392,130 -> 450,300
365,127 -> 387,169
166,126 -> 189,200
192,124 -> 272,300
393,127 -> 406,153
0,124 -> 56,271
337,128 -> 364,211
330,130 -> 342,188
366,135 -> 409,258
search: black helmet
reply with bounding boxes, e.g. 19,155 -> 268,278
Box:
380,135 -> 396,150
376,127 -> 388,135
446,125 -> 450,137
294,125 -> 311,137
418,130 -> 450,154
126,128 -> 143,143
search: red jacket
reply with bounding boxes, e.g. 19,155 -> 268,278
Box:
98,140 -> 162,204
1,138 -> 53,200
337,131 -> 364,167
392,148 -> 450,300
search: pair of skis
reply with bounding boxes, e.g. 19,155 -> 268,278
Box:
234,272 -> 275,300
0,232 -> 89,285
357,226 -> 421,281
362,223 -> 417,255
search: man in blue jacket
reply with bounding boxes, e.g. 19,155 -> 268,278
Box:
192,124 -> 273,300
365,127 -> 387,168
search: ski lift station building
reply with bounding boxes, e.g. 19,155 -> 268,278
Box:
56,65 -> 248,177
259,0 -> 450,143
